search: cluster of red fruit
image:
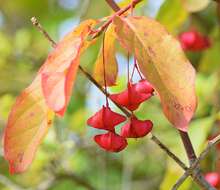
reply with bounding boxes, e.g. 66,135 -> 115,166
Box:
87,79 -> 154,152
179,30 -> 211,51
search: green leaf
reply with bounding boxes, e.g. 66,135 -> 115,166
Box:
157,0 -> 188,33
182,0 -> 211,12
199,28 -> 220,74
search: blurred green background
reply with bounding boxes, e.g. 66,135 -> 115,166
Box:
0,0 -> 220,189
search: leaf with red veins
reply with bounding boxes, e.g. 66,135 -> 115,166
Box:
41,19 -> 97,116
121,116 -> 153,138
87,106 -> 126,131
93,24 -> 118,86
94,132 -> 127,152
113,16 -> 197,131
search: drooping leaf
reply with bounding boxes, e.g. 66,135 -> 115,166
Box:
4,19 -> 97,173
41,19 -> 97,116
113,16 -> 197,131
4,76 -> 54,173
93,24 -> 118,86
182,0 -> 211,12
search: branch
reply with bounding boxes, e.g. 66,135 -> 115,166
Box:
30,16 -> 211,189
106,1 -> 214,190
150,135 -> 187,170
172,135 -> 220,190
90,0 -> 143,38
105,0 -> 120,11
179,131 -> 197,164
105,0 -> 199,168
31,17 -> 56,48
30,16 -> 187,172
78,66 -> 130,117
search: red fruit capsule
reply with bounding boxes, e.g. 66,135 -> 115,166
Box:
94,132 -> 128,152
205,172 -> 220,187
121,116 -> 153,138
87,106 -> 126,131
179,30 -> 210,51
134,79 -> 154,94
110,80 -> 153,111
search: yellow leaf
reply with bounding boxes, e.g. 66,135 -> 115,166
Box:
4,77 -> 54,173
93,24 -> 118,86
113,16 -> 197,131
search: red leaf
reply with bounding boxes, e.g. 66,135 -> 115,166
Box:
41,20 -> 97,116
4,19 -> 97,173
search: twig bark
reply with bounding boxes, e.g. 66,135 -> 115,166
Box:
31,17 -> 56,48
179,131 -> 197,164
177,131 -> 215,190
78,66 -> 130,117
90,0 -> 143,38
172,135 -> 220,190
105,0 -> 120,11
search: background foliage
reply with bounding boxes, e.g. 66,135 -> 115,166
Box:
0,0 -> 219,189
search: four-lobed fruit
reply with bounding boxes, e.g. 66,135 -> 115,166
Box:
121,116 -> 153,138
110,80 -> 154,111
94,132 -> 128,152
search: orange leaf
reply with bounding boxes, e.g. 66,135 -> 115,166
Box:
4,77 -> 54,173
93,24 -> 118,86
4,19 -> 97,173
41,19 -> 97,116
113,16 -> 197,131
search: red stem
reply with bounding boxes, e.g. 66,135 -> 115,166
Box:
134,59 -> 143,80
102,31 -> 109,107
127,52 -> 130,83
